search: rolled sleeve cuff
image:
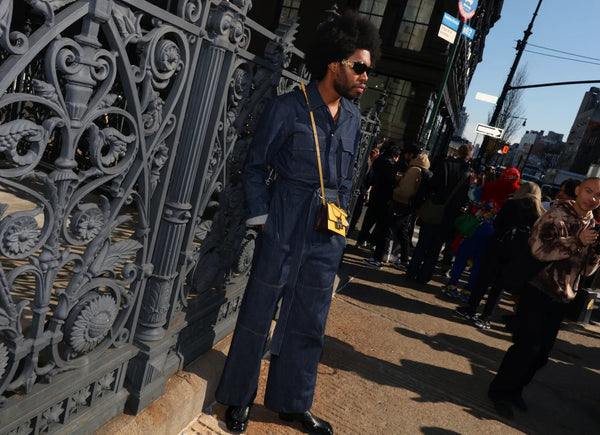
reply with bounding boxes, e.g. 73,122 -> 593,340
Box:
246,214 -> 268,226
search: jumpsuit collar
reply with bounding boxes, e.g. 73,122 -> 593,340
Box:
305,81 -> 356,122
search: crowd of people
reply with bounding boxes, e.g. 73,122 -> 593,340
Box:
359,141 -> 474,279
355,140 -> 600,419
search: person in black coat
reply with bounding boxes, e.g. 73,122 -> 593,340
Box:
355,142 -> 404,247
405,144 -> 473,283
455,182 -> 546,328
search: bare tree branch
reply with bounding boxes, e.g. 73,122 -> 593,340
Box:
488,67 -> 528,142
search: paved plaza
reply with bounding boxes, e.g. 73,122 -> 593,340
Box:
100,230 -> 600,435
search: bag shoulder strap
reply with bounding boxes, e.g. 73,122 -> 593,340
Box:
301,82 -> 327,206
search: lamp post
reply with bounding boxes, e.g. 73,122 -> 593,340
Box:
519,142 -> 535,174
501,115 -> 527,167
505,115 -> 527,127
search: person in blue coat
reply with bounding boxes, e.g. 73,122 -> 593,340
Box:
215,10 -> 381,435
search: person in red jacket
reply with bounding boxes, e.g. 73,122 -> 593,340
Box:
441,167 -> 521,300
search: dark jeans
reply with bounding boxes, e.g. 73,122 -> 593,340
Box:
348,190 -> 365,236
489,284 -> 566,398
374,203 -> 413,263
357,201 -> 386,245
466,238 -> 504,318
406,223 -> 445,283
448,223 -> 494,292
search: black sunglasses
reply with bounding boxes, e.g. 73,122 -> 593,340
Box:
340,59 -> 373,76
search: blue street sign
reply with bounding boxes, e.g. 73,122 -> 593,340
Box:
442,12 -> 460,31
462,24 -> 475,39
458,0 -> 478,20
442,12 -> 475,40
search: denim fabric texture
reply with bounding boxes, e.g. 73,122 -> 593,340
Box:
216,82 -> 362,412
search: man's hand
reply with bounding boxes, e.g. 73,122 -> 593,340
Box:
579,227 -> 598,246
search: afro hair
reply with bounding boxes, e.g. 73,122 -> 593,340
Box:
305,9 -> 382,81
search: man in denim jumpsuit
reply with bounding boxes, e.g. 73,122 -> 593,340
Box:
215,10 -> 380,435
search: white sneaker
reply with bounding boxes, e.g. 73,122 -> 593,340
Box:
383,254 -> 397,264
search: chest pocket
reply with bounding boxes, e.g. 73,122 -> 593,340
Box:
338,136 -> 355,179
291,130 -> 322,178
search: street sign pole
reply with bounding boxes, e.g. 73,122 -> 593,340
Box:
424,0 -> 477,154
423,19 -> 464,152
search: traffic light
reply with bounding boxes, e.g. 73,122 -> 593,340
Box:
502,145 -> 509,154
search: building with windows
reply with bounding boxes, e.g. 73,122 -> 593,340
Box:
510,130 -> 564,180
561,87 -> 600,174
457,107 -> 469,137
249,0 -> 504,156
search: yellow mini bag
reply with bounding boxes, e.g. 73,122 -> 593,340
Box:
315,201 -> 348,236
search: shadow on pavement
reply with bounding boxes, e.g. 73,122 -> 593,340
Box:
553,335 -> 600,370
330,269 -> 600,434
337,282 -> 453,319
421,428 -> 462,435
394,327 -> 505,367
320,335 -> 539,432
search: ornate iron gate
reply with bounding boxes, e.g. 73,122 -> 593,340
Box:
0,1 -> 383,433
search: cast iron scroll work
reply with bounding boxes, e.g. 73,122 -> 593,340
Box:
0,0 -> 381,431
0,0 -> 29,55
0,0 -> 191,428
186,18 -> 305,310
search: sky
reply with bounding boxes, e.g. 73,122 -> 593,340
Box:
463,0 -> 600,147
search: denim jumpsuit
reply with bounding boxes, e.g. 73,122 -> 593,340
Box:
215,82 -> 361,412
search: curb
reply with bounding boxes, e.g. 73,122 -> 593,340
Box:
96,338 -> 231,435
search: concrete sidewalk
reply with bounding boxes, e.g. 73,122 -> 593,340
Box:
100,237 -> 600,435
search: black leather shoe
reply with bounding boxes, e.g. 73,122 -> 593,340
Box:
488,391 -> 514,419
225,405 -> 252,433
279,410 -> 333,435
511,394 -> 528,412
